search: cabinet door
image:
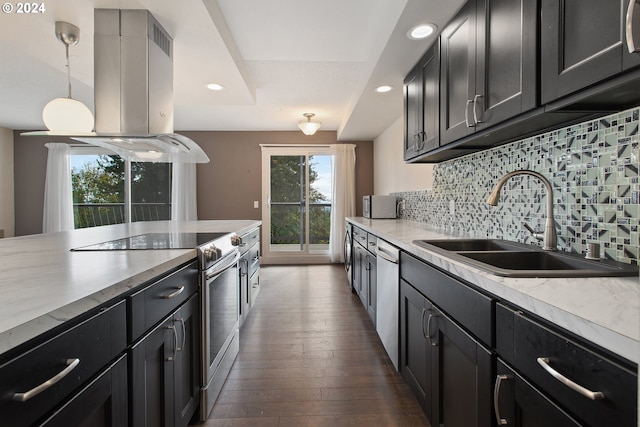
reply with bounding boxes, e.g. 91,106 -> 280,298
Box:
494,359 -> 582,427
131,317 -> 175,427
419,41 -> 440,155
440,1 -> 477,145
541,0 -> 627,103
238,254 -> 250,327
430,307 -> 492,427
40,355 -> 128,427
399,280 -> 432,419
353,244 -> 363,298
475,0 -> 537,128
404,64 -> 423,160
366,253 -> 377,326
173,296 -> 200,427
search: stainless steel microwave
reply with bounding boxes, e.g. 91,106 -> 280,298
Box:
363,195 -> 397,219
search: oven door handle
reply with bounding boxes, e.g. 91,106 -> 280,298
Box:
205,249 -> 241,281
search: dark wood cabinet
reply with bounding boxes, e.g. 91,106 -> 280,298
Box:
131,294 -> 200,427
440,0 -> 538,143
400,252 -> 495,427
399,279 -> 433,419
430,305 -> 492,427
540,0 -> 639,104
440,1 -> 477,145
404,41 -> 440,161
474,0 -> 537,129
40,355 -> 129,427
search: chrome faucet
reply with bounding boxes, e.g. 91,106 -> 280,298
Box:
486,170 -> 557,251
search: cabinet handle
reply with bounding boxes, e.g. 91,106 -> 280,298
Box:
493,374 -> 511,425
162,286 -> 185,299
175,317 -> 186,352
536,357 -> 605,400
13,358 -> 80,402
167,325 -> 178,361
426,313 -> 438,346
626,0 -> 640,53
465,99 -> 474,127
420,308 -> 427,339
473,94 -> 483,124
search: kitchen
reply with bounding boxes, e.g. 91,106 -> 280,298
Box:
1,0 -> 639,426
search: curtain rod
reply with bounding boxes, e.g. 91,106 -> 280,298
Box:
259,144 -> 333,148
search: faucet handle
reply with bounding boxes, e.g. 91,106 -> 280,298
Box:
523,222 -> 543,242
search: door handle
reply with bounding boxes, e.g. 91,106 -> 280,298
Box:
473,94 -> 483,124
465,99 -> 474,127
626,0 -> 640,53
493,374 -> 511,425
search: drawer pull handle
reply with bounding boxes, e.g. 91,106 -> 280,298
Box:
493,374 -> 511,425
536,357 -> 605,400
176,317 -> 186,352
426,313 -> 438,346
13,358 -> 80,402
162,286 -> 185,299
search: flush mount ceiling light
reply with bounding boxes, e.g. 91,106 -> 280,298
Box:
375,85 -> 394,93
298,113 -> 321,136
206,83 -> 224,91
408,23 -> 437,40
42,21 -> 94,133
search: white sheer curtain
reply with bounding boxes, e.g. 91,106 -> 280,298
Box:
171,162 -> 198,221
329,143 -> 356,262
43,142 -> 74,233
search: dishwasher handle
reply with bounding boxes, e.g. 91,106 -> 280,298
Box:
375,244 -> 398,264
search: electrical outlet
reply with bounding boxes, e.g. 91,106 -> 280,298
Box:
253,200 -> 259,209
449,200 -> 455,216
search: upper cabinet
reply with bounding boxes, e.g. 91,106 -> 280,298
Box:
404,41 -> 440,161
405,0 -> 640,163
541,0 -> 639,103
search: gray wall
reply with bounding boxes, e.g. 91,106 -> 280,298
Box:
12,130 -> 373,236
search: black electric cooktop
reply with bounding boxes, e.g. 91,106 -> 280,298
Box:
72,232 -> 229,251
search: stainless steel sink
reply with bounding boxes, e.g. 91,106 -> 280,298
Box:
413,239 -> 639,277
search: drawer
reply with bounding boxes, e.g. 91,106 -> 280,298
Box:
366,234 -> 377,254
129,260 -> 198,343
496,303 -> 637,427
353,226 -> 367,245
241,228 -> 260,253
0,300 -> 126,427
401,251 -> 494,346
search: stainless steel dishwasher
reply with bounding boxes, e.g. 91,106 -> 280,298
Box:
375,239 -> 399,370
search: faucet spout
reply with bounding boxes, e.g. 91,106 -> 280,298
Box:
487,170 -> 557,251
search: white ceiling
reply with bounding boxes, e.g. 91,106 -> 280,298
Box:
0,0 -> 464,140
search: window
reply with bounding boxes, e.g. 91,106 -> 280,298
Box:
71,147 -> 172,229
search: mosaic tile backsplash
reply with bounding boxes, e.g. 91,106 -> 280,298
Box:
394,107 -> 640,264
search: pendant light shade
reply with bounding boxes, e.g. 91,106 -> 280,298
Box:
43,97 -> 94,133
298,113 -> 321,136
43,21 -> 94,133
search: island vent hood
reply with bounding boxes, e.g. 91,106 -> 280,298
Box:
26,9 -> 209,163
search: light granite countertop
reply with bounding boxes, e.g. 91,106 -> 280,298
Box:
0,220 -> 260,356
347,217 -> 640,365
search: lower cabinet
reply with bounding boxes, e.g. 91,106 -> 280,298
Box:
400,279 -> 492,427
131,294 -> 200,427
365,252 -> 377,326
41,355 -> 129,427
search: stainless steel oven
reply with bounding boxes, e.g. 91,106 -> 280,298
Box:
198,236 -> 241,420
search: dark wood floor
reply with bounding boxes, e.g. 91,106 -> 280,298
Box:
200,264 -> 429,427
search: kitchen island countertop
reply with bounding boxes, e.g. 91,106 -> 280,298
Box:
348,217 -> 639,365
0,220 -> 260,355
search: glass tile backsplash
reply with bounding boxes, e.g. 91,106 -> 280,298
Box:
394,106 -> 640,264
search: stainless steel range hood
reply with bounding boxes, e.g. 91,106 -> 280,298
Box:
26,9 -> 209,163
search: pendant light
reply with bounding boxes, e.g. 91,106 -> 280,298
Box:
298,113 -> 321,136
42,21 -> 94,133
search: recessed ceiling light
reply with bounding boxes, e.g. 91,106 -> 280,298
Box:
375,85 -> 394,93
206,83 -> 224,91
408,24 -> 436,40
